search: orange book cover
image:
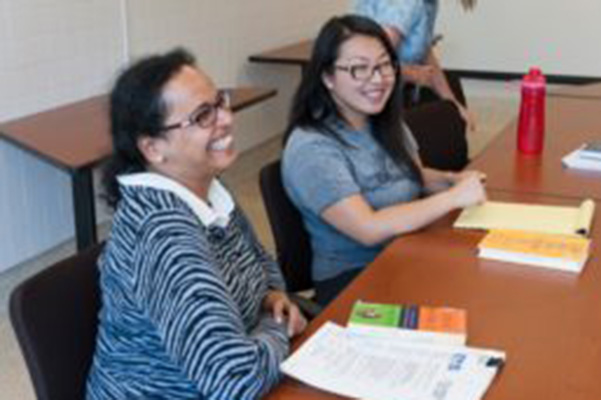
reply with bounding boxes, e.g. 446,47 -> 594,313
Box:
418,306 -> 467,335
478,229 -> 590,272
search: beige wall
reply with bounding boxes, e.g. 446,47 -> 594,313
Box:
438,0 -> 601,77
0,0 -> 349,271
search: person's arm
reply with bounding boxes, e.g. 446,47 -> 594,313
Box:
381,24 -> 437,88
425,49 -> 477,130
237,208 -> 307,337
321,172 -> 486,247
421,167 -> 486,194
135,214 -> 289,400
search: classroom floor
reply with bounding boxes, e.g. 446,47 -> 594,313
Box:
0,92 -> 519,399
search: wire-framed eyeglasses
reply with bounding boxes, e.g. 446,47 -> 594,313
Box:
162,90 -> 231,132
334,60 -> 397,82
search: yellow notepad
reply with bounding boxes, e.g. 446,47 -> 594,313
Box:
454,199 -> 595,237
478,229 -> 591,273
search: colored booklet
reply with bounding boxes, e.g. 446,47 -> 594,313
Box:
347,301 -> 467,346
563,144 -> 601,171
478,229 -> 591,273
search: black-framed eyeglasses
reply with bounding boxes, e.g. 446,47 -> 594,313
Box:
334,60 -> 397,82
161,90 -> 231,132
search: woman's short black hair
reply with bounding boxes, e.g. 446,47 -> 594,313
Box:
102,48 -> 196,208
284,14 -> 423,186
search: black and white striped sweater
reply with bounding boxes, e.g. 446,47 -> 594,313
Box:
86,174 -> 289,399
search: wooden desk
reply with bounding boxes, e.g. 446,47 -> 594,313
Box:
249,40 -> 313,72
549,82 -> 601,100
265,190 -> 601,400
469,96 -> 601,200
0,87 -> 276,250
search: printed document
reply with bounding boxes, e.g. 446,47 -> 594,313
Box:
281,322 -> 505,400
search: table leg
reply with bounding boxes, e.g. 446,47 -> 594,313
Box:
71,168 -> 97,251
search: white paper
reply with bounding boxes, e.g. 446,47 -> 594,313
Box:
281,322 -> 505,400
562,147 -> 601,171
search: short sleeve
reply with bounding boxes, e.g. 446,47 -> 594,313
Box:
282,132 -> 361,216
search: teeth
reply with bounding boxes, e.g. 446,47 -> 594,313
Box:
208,135 -> 233,151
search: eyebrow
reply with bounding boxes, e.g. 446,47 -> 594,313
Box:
188,91 -> 222,116
341,52 -> 391,64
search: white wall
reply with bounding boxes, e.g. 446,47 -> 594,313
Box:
0,0 -> 349,272
437,0 -> 601,77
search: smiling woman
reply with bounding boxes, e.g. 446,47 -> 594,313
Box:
86,48 -> 306,400
281,15 -> 487,306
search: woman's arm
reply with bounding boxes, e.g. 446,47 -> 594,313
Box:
421,167 -> 486,194
321,173 -> 486,246
237,209 -> 307,337
425,50 -> 477,130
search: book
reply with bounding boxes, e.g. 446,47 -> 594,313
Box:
454,199 -> 595,237
347,301 -> 467,346
478,229 -> 591,273
281,322 -> 505,400
562,144 -> 601,171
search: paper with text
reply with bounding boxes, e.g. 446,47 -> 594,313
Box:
281,322 -> 505,400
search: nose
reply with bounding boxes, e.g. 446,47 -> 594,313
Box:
369,67 -> 384,83
216,106 -> 233,127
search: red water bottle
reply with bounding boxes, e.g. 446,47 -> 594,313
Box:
517,67 -> 546,154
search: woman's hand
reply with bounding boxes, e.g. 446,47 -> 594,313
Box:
263,290 -> 307,337
403,65 -> 435,87
448,170 -> 487,185
450,172 -> 487,208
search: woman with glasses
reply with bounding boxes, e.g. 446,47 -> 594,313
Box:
281,15 -> 486,306
86,48 -> 306,400
353,0 -> 478,131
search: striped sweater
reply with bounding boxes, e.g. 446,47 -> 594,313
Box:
86,174 -> 289,399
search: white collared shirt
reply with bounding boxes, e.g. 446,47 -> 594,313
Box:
118,172 -> 234,227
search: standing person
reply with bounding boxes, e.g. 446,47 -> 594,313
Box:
353,0 -> 478,131
282,15 -> 486,306
86,48 -> 306,400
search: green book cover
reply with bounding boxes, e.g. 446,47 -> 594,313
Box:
349,302 -> 402,328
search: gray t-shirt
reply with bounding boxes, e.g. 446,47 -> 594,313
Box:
282,121 -> 422,281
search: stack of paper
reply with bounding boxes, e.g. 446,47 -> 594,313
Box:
454,199 -> 595,237
562,142 -> 601,171
281,322 -> 505,400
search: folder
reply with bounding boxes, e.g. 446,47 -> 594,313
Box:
454,199 -> 595,237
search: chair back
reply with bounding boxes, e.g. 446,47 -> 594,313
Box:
405,100 -> 468,171
9,244 -> 103,400
259,160 -> 313,293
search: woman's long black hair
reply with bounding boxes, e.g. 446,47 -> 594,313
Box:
102,48 -> 195,209
284,14 -> 422,186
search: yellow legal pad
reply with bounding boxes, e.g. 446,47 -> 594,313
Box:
454,199 -> 595,237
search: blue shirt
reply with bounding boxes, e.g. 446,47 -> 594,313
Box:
353,0 -> 439,64
282,122 -> 422,281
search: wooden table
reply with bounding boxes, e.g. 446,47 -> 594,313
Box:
249,39 -> 313,73
0,87 -> 276,250
549,82 -> 601,100
265,190 -> 601,400
469,96 -> 601,200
